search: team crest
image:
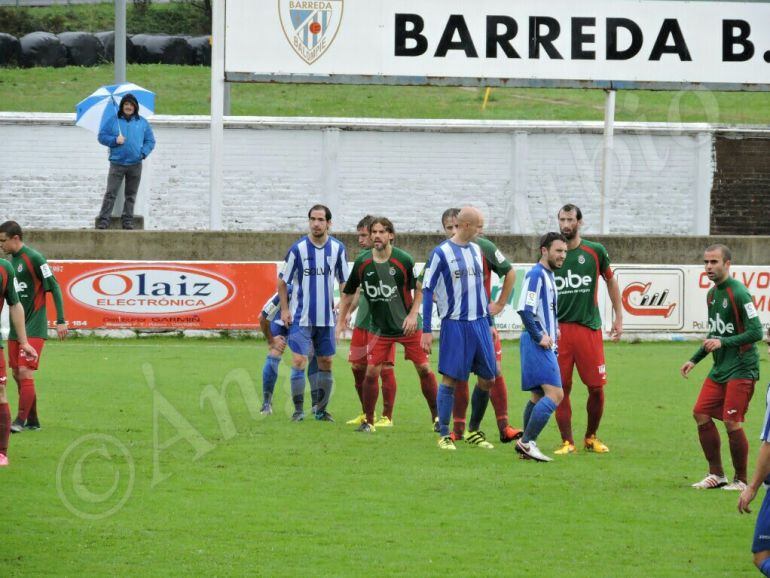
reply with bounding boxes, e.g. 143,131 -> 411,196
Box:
389,267 -> 396,276
578,255 -> 586,265
279,0 -> 343,65
17,264 -> 22,272
722,298 -> 728,309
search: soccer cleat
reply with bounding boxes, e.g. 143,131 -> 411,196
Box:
465,431 -> 494,449
499,426 -> 524,444
0,453 -> 7,467
554,441 -> 576,455
355,422 -> 376,433
437,436 -> 456,451
314,410 -> 334,422
24,421 -> 41,431
260,402 -> 273,416
691,474 -> 728,489
450,431 -> 464,442
346,413 -> 367,426
723,479 -> 748,491
373,416 -> 393,428
291,411 -> 305,422
515,439 -> 553,462
584,435 -> 610,453
433,417 -> 441,433
10,419 -> 24,434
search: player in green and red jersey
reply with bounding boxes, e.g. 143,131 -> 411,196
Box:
682,244 -> 763,491
439,208 -> 522,447
553,204 -> 623,455
336,217 -> 437,432
344,215 -> 398,427
0,258 -> 38,465
0,221 -> 68,433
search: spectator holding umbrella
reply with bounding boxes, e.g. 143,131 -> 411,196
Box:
95,92 -> 155,230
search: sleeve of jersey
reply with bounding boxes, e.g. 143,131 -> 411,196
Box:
421,252 -> 441,332
343,258 -> 360,295
600,246 -> 614,280
336,246 -> 350,284
516,272 -> 544,341
37,258 -> 65,323
486,242 -> 513,276
721,292 -> 764,347
281,249 -> 298,285
690,345 -> 708,364
3,266 -> 19,306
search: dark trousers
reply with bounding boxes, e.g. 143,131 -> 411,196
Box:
97,162 -> 142,227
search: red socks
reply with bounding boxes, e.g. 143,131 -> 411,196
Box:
452,380 -> 469,437
17,379 -> 35,422
555,378 -> 574,444
362,373 -> 379,425
380,367 -> 397,420
0,403 -> 9,455
490,375 -> 509,432
419,372 -> 438,420
585,387 -> 605,439
352,366 -> 366,407
728,428 -> 749,483
697,421 -> 724,476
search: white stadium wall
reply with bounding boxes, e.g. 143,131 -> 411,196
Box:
0,113 -> 714,234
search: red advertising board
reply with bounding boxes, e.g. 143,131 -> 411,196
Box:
46,261 -> 279,330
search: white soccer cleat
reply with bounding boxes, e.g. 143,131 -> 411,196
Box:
691,473 -> 728,489
515,440 -> 552,462
722,479 -> 748,491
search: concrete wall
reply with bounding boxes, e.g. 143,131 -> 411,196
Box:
0,113 -> 718,235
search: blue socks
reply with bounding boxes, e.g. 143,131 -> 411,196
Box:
522,397 -> 558,443
468,386 -> 489,431
523,400 -> 536,430
315,370 -> 333,412
760,557 -> 770,577
290,367 -> 305,412
262,355 -> 280,402
437,384 -> 455,437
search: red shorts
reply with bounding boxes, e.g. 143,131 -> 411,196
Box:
368,332 -> 428,366
0,349 -> 6,386
8,338 -> 45,371
348,327 -> 395,365
492,328 -> 503,364
557,322 -> 606,388
694,377 -> 755,422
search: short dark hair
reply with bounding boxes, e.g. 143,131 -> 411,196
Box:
308,205 -> 332,221
0,220 -> 23,240
441,208 -> 461,227
705,243 -> 732,262
540,231 -> 567,250
370,217 -> 395,235
357,215 -> 375,231
558,204 -> 582,220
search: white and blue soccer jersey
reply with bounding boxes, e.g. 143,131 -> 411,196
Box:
422,240 -> 489,332
516,262 -> 558,346
281,236 -> 349,327
261,284 -> 293,326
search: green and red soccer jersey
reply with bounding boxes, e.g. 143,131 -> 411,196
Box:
0,259 -> 20,317
690,277 -> 763,382
8,245 -> 64,340
344,247 -> 417,337
555,239 -> 613,330
476,236 -> 513,311
352,249 -> 372,331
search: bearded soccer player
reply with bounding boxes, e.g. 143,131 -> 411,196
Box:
0,257 -> 38,464
0,221 -> 67,433
421,207 -> 497,451
279,205 -> 348,422
682,244 -> 763,491
345,215 -> 398,427
337,218 -> 437,432
440,208 -> 521,448
553,204 -> 622,455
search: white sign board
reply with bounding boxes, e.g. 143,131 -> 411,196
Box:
225,0 -> 770,90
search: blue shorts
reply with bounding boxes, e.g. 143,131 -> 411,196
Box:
753,488 -> 770,553
288,325 -> 336,358
520,332 -> 562,391
270,320 -> 288,339
438,317 -> 496,382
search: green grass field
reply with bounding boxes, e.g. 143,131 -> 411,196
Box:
2,338 -> 768,577
1,64 -> 770,124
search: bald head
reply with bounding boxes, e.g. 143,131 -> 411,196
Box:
454,206 -> 484,243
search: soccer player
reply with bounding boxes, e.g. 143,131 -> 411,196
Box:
682,244 -> 763,490
337,217 -> 438,432
421,206 -> 497,451
514,233 -> 567,463
440,208 -> 521,447
0,258 -> 38,465
738,382 -> 770,576
553,204 -> 622,455
279,205 -> 348,422
345,215 -> 398,427
258,284 -> 318,416
0,221 -> 67,433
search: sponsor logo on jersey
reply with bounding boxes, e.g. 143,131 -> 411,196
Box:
68,266 -> 236,315
40,263 -> 53,278
364,280 -> 398,300
709,312 -> 734,335
621,282 -> 676,318
554,269 -> 592,291
279,0 -> 343,65
13,278 -> 23,292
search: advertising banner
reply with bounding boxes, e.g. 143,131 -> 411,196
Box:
226,0 -> 770,90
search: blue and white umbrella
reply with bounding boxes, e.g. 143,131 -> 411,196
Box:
75,82 -> 155,134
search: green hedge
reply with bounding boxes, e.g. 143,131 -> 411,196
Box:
0,1 -> 211,37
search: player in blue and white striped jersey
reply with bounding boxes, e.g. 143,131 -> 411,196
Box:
514,232 -> 568,462
421,207 -> 497,450
279,205 -> 349,422
258,284 -> 318,416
